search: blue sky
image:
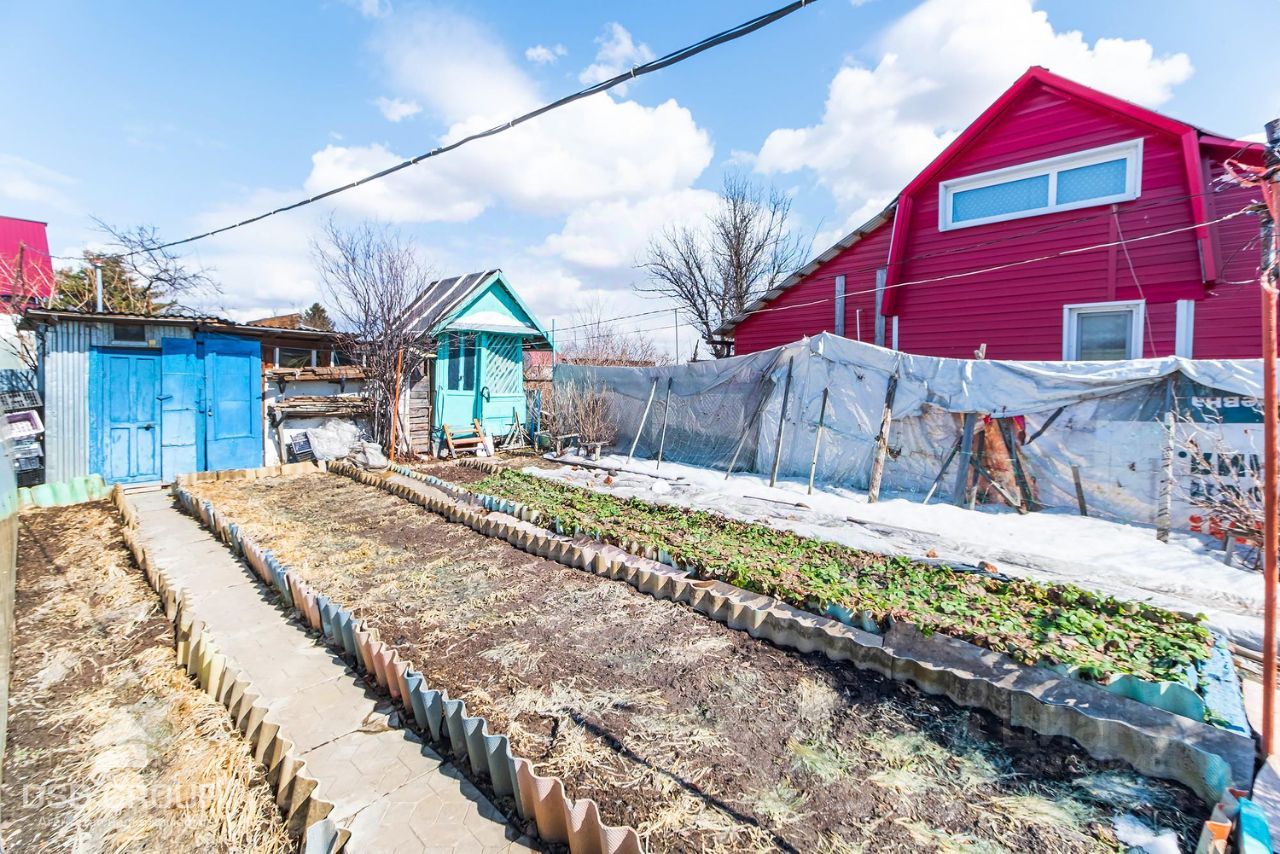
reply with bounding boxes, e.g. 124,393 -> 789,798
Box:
1,0 -> 1275,354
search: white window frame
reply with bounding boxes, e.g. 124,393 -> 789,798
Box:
939,138 -> 1143,231
1175,299 -> 1195,359
1062,299 -> 1145,361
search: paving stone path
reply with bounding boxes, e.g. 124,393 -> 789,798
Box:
130,488 -> 533,853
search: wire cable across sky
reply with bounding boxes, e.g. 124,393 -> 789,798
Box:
114,0 -> 820,258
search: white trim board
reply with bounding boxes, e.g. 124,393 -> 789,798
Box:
939,138 -> 1144,231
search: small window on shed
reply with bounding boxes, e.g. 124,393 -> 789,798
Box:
277,348 -> 313,368
113,323 -> 146,343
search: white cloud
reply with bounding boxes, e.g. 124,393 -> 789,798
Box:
374,7 -> 539,123
525,43 -> 566,65
578,23 -> 655,95
183,189 -> 325,318
305,144 -> 489,222
0,154 -> 79,214
343,0 -> 391,19
756,0 -> 1194,219
541,188 -> 718,270
374,96 -> 421,122
312,9 -> 713,224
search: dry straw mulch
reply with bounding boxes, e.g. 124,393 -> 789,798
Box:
1,500 -> 294,854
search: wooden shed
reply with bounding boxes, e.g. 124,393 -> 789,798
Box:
398,271 -> 553,456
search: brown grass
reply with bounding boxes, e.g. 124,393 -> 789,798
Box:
2,501 -> 294,854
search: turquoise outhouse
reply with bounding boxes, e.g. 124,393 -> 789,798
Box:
400,270 -> 553,455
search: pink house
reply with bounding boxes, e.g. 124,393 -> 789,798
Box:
718,67 -> 1267,361
0,216 -> 55,306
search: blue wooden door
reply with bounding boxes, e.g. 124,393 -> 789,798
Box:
200,333 -> 263,471
93,349 -> 162,483
479,333 -> 525,436
436,332 -> 482,433
160,338 -> 201,481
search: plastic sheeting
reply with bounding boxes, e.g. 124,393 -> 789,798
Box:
556,333 -> 1268,528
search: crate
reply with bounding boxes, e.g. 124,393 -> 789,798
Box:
0,390 -> 41,412
11,437 -> 41,459
288,432 -> 315,463
16,469 -> 42,488
4,409 -> 43,440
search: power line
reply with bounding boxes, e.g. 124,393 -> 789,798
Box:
93,0 -> 820,259
548,180 -> 1253,336
558,205 -> 1253,343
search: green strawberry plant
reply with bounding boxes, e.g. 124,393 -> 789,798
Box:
473,469 -> 1213,688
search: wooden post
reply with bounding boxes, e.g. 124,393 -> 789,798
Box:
807,387 -> 829,495
1071,464 -> 1089,516
388,347 -> 405,463
967,428 -> 986,510
627,377 -> 658,464
1223,118 -> 1279,755
951,413 -> 976,505
768,359 -> 795,488
970,455 -> 1026,513
998,418 -> 1039,511
726,351 -> 786,479
1156,387 -> 1176,542
655,378 -> 674,469
274,412 -> 289,463
866,374 -> 899,503
923,437 -> 961,504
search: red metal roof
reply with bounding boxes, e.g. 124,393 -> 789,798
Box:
0,216 -> 54,301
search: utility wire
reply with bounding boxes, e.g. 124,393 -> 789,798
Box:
557,205 -> 1253,343
91,0 -> 820,259
551,188 -> 1256,336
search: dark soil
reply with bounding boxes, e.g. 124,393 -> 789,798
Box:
407,459 -> 492,485
1,502 -> 292,853
190,472 -> 1205,853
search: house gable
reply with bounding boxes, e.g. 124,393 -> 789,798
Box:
883,66 -> 1211,316
429,272 -> 551,344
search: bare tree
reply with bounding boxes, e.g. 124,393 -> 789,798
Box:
0,252 -> 42,378
639,173 -> 810,357
539,381 -> 618,450
312,217 -> 431,451
558,297 -> 668,366
80,218 -> 220,314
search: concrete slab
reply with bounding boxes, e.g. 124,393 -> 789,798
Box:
129,489 -> 531,853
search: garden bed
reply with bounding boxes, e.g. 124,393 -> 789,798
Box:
187,471 -> 1205,853
463,466 -> 1214,694
2,500 -> 293,853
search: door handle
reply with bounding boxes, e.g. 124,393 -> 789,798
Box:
142,424 -> 154,430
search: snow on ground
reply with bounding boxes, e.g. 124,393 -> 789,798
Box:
527,453 -> 1266,652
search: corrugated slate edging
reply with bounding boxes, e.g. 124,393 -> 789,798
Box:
111,485 -> 346,854
368,459 -> 1255,810
438,464 -> 1246,732
171,467 -> 642,854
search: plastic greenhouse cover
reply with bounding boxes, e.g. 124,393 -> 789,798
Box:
555,333 -> 1269,529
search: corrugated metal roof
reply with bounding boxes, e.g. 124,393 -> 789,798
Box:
23,308 -> 343,341
401,270 -> 498,335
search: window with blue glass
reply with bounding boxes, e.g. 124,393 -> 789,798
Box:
445,333 -> 477,391
941,139 -> 1141,230
952,174 -> 1049,223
